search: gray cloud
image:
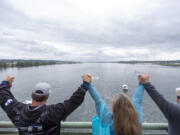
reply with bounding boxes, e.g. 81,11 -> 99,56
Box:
0,0 -> 180,60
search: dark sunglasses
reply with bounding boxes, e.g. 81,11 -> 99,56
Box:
177,96 -> 180,99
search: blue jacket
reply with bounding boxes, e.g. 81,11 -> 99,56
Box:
88,84 -> 144,135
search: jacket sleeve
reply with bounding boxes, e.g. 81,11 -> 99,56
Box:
88,84 -> 113,125
132,83 -> 144,125
47,85 -> 87,123
0,81 -> 20,120
143,82 -> 177,120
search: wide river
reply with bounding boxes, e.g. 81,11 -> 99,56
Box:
0,63 -> 180,123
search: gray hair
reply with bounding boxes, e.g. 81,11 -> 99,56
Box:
176,87 -> 180,92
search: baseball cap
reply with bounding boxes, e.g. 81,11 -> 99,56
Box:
33,82 -> 51,96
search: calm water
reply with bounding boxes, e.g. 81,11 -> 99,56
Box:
0,63 -> 180,123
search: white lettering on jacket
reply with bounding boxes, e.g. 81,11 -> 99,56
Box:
5,99 -> 13,106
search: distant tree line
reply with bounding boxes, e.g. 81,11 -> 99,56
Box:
0,62 -> 9,68
117,60 -> 180,64
0,60 -> 81,68
16,61 -> 56,67
0,61 -> 56,68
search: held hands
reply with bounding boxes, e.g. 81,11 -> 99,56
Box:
5,76 -> 15,87
82,73 -> 92,83
138,74 -> 150,84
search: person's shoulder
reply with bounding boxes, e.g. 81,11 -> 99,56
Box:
45,103 -> 63,108
169,102 -> 180,109
8,100 -> 25,109
18,102 -> 26,107
46,104 -> 56,108
46,103 -> 63,110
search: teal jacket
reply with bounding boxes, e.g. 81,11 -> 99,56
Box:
88,84 -> 144,135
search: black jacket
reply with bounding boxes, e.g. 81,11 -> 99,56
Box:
0,81 -> 87,135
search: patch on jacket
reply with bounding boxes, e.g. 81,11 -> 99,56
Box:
5,99 -> 13,106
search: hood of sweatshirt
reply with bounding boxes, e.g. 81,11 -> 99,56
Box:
20,104 -> 46,123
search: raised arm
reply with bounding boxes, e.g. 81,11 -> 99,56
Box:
132,83 -> 144,125
143,82 -> 176,120
88,84 -> 112,125
138,74 -> 178,120
47,75 -> 89,123
0,76 -> 22,120
0,76 -> 17,105
0,80 -> 15,105
57,83 -> 88,120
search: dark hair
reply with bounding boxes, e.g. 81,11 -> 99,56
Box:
31,90 -> 49,102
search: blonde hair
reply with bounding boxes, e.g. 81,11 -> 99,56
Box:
112,93 -> 142,135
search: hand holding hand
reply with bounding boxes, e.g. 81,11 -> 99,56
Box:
82,73 -> 92,83
138,74 -> 150,84
5,76 -> 15,87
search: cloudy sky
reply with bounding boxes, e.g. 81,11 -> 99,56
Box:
0,0 -> 180,61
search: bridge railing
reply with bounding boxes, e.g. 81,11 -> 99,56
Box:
0,121 -> 168,135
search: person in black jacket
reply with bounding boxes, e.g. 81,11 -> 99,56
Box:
138,74 -> 180,135
0,75 -> 90,135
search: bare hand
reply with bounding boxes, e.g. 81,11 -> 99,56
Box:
138,74 -> 150,84
5,76 -> 15,87
82,74 -> 92,83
